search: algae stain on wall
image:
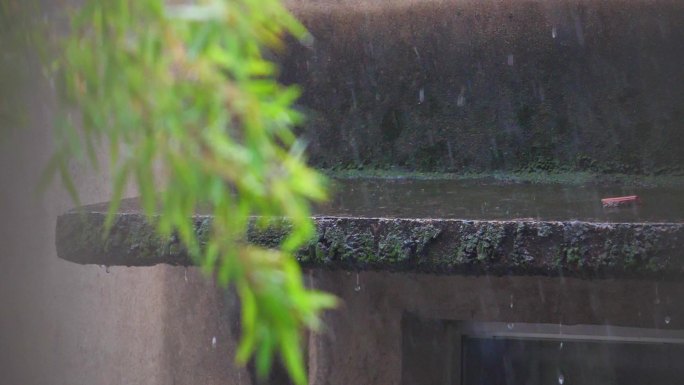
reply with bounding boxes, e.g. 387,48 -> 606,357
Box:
280,0 -> 684,174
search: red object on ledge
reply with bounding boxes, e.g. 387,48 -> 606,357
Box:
601,195 -> 641,208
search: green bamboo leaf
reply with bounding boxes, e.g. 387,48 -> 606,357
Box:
58,157 -> 80,207
255,328 -> 275,379
49,1 -> 338,383
104,160 -> 131,233
236,282 -> 258,363
280,331 -> 306,385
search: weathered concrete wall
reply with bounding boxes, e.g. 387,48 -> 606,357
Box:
308,270 -> 684,385
0,85 -> 247,383
280,0 -> 684,173
0,65 -> 167,383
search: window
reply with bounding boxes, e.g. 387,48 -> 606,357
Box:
402,316 -> 684,385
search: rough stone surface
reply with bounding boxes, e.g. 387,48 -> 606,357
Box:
57,208 -> 684,279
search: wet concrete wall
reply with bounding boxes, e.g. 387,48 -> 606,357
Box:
0,85 -> 247,383
281,0 -> 684,173
308,270 -> 684,385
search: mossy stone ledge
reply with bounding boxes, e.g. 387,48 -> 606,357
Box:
56,205 -> 684,279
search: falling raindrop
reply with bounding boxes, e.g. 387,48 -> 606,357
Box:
509,294 -> 514,309
351,88 -> 357,110
507,54 -> 514,66
211,336 -> 217,349
559,341 -> 564,350
552,26 -> 557,39
507,323 -> 514,330
184,268 -> 188,283
574,16 -> 585,47
655,283 -> 661,304
418,88 -> 425,104
457,86 -> 466,107
446,141 -> 455,169
457,94 -> 465,107
354,273 -> 361,292
558,373 -> 565,384
665,316 -> 671,325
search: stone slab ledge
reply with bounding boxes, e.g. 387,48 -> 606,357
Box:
56,204 -> 684,279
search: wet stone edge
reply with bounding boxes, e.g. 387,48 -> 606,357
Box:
56,211 -> 684,279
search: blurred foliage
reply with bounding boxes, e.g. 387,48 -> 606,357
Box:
42,0 -> 336,383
